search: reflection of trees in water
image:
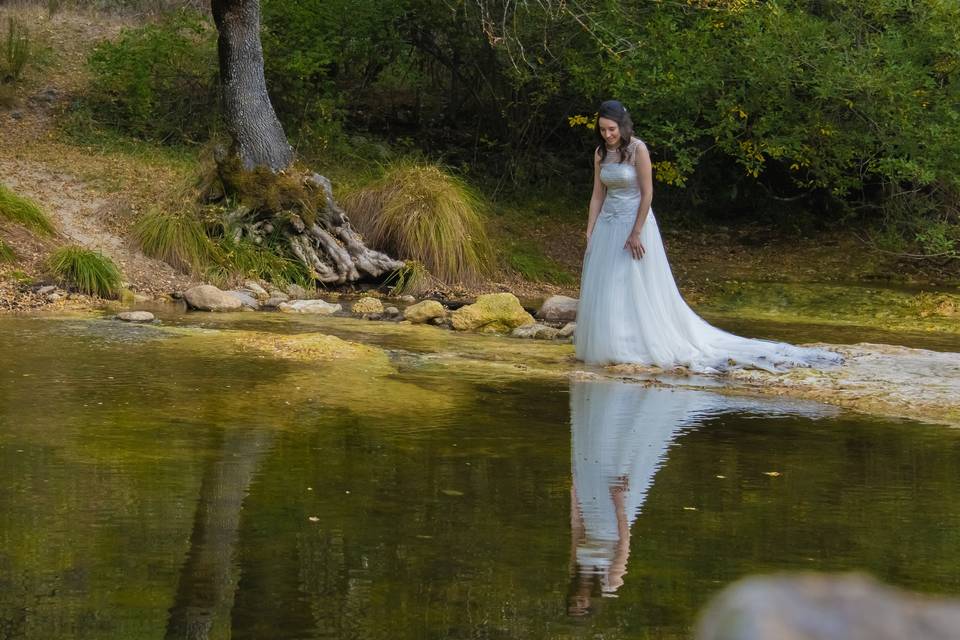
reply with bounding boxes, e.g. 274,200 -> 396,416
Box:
165,428 -> 271,640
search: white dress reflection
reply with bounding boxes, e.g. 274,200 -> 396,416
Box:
567,378 -> 834,616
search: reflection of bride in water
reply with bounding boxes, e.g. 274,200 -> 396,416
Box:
566,379 -> 834,616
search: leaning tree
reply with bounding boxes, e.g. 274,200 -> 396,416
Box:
209,0 -> 402,284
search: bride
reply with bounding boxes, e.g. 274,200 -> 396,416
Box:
574,100 -> 842,373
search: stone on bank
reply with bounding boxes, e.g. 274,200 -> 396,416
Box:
184,285 -> 243,312
451,293 -> 535,333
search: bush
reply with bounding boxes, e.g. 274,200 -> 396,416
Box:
48,246 -> 123,297
343,162 -> 493,285
85,10 -> 218,143
0,184 -> 55,235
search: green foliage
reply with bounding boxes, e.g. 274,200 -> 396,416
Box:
343,162 -> 493,284
208,235 -> 311,289
132,208 -> 215,274
0,184 -> 55,236
505,240 -> 575,285
84,10 -> 218,143
48,245 -> 123,297
1,17 -> 30,85
0,238 -> 16,263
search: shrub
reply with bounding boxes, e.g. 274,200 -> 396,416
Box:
343,162 -> 493,285
85,10 -> 218,143
48,246 -> 123,297
0,184 -> 55,235
133,208 -> 214,273
0,238 -> 16,263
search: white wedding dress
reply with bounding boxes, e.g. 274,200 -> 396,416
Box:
575,139 -> 842,373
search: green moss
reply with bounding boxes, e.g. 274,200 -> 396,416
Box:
0,184 -> 55,236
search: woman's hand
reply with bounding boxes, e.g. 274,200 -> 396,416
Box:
624,231 -> 645,260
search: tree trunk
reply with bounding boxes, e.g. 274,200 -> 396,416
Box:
212,0 -> 293,172
208,0 -> 404,285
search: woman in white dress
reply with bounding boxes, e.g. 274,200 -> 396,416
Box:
574,100 -> 842,373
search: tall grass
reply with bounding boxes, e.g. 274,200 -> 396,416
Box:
0,238 -> 16,263
2,17 -> 30,84
0,185 -> 55,236
133,208 -> 213,273
343,162 -> 493,285
48,245 -> 123,297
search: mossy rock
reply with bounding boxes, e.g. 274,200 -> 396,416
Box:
451,293 -> 535,333
403,300 -> 447,323
351,297 -> 384,314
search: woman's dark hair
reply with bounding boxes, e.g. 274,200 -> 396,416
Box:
595,100 -> 635,164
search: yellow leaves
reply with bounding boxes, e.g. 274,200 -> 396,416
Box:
653,160 -> 687,187
567,114 -> 596,130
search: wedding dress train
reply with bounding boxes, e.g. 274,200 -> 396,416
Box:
575,140 -> 842,373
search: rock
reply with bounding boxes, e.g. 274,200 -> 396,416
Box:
351,297 -> 384,314
133,294 -> 153,303
243,280 -> 269,299
46,293 -> 63,302
362,313 -> 383,321
37,285 -> 56,295
262,296 -> 288,309
559,322 -> 577,338
116,311 -> 155,323
430,316 -> 452,328
403,300 -> 447,324
267,290 -> 289,301
286,284 -> 309,299
384,306 -> 400,317
400,295 -> 416,303
695,573 -> 960,640
225,290 -> 261,310
184,285 -> 243,312
278,299 -> 342,315
511,323 -> 560,340
537,295 -> 579,323
451,293 -> 536,333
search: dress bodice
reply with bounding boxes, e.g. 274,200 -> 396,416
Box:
599,141 -> 643,218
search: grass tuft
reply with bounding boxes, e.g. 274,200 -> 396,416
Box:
0,238 -> 15,263
0,184 -> 55,236
133,208 -> 214,274
48,245 -> 123,298
2,17 -> 31,85
385,260 -> 433,296
343,162 -> 493,285
208,236 -> 311,289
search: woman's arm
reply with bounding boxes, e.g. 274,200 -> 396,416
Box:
586,149 -> 605,241
624,140 -> 654,260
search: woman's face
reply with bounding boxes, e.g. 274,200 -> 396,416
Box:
598,117 -> 621,148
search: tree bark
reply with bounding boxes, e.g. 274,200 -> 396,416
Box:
212,0 -> 293,172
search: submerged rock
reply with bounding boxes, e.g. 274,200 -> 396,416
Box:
116,311 -> 155,323
352,297 -> 384,314
278,299 -> 342,315
451,293 -> 535,333
696,573 -> 960,640
537,295 -> 579,323
184,285 -> 243,312
512,323 -> 560,340
404,300 -> 447,324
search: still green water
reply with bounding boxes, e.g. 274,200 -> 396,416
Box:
1,314 -> 959,640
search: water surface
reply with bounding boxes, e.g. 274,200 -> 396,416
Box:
1,315 -> 959,640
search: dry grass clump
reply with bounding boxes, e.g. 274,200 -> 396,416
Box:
48,245 -> 123,297
343,162 -> 493,285
0,184 -> 55,236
